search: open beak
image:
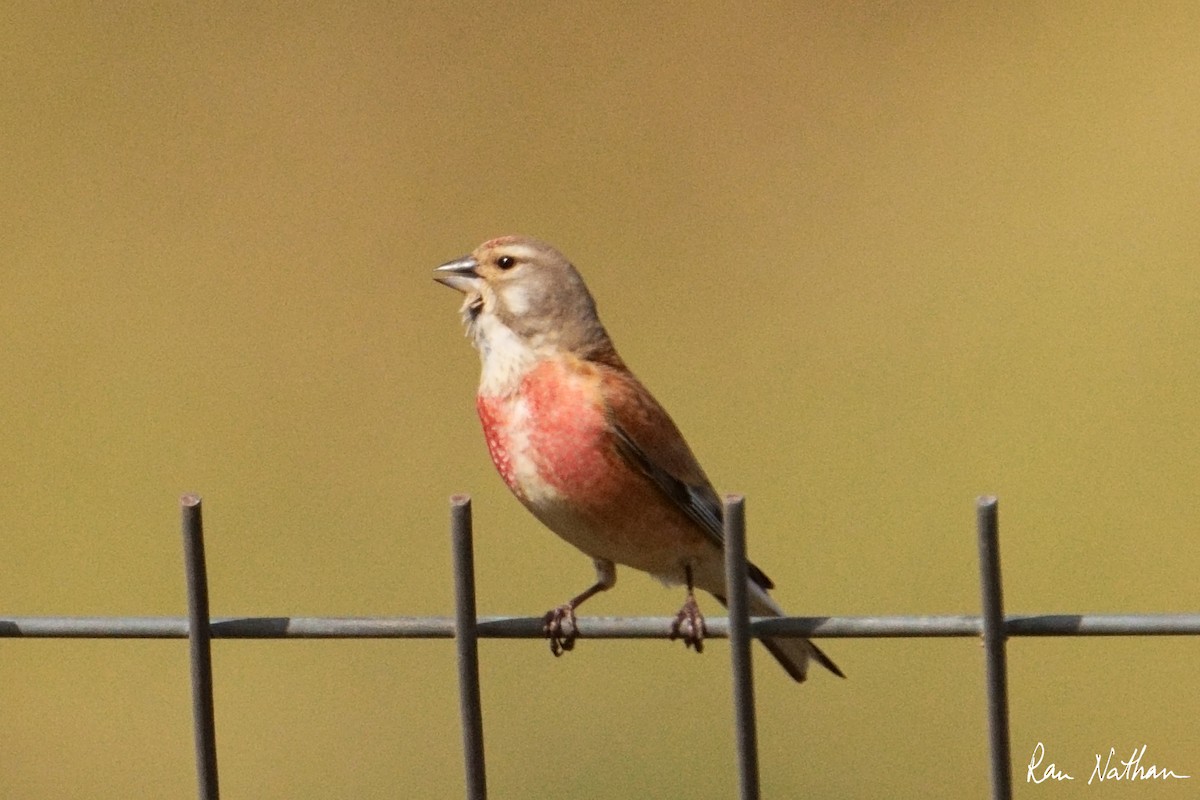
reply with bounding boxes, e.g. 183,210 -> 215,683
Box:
434,255 -> 480,293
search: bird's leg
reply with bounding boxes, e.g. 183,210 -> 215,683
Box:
669,564 -> 707,653
544,559 -> 616,657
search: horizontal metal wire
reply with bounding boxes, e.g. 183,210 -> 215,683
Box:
3,613 -> 1199,639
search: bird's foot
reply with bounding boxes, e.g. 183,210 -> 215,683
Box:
669,594 -> 707,653
543,604 -> 578,656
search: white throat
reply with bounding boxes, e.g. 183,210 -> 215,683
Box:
469,310 -> 540,397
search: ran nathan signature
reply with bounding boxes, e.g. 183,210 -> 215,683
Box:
1027,742 -> 1190,785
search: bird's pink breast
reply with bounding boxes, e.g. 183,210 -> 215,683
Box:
476,357 -> 714,578
476,359 -> 617,505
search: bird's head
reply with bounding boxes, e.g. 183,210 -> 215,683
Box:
435,236 -> 619,368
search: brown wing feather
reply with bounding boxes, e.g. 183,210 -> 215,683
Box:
598,365 -> 775,591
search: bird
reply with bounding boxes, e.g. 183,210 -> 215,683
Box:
434,235 -> 843,682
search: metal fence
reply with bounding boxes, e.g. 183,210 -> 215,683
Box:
4,494 -> 1199,800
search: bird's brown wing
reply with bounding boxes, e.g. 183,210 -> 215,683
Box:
599,366 -> 775,591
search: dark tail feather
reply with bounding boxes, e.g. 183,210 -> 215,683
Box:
807,640 -> 846,679
715,592 -> 846,683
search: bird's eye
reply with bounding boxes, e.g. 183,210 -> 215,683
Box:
497,255 -> 515,270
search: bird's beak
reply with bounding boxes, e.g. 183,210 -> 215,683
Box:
434,255 -> 480,294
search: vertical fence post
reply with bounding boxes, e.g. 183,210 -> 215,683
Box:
450,495 -> 487,800
976,495 -> 1012,800
181,494 -> 220,800
723,495 -> 760,800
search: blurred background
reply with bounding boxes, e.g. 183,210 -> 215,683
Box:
3,3 -> 1198,798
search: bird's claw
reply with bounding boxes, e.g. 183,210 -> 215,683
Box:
543,604 -> 578,656
669,595 -> 707,653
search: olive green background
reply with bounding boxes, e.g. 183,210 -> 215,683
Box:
3,3 -> 1197,798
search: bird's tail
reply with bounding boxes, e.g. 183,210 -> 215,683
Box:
715,586 -> 844,683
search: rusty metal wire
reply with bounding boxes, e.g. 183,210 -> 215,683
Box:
6,612 -> 1198,640
4,494 -> 1200,800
